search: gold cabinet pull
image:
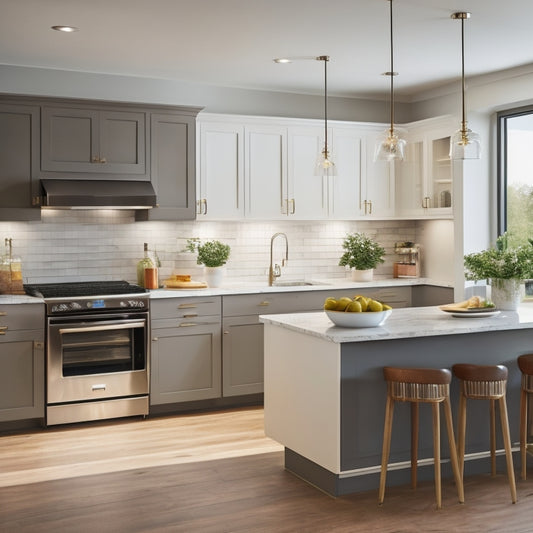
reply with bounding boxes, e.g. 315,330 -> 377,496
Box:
33,341 -> 44,349
0,326 -> 7,335
258,301 -> 270,307
0,311 -> 7,316
183,313 -> 198,318
178,322 -> 198,327
178,303 -> 198,309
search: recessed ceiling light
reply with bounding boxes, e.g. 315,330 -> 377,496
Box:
51,25 -> 79,32
273,58 -> 292,64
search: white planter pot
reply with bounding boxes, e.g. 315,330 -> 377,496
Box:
203,266 -> 225,288
351,268 -> 373,282
490,279 -> 523,311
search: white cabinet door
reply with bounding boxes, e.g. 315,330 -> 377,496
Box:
395,118 -> 454,218
361,131 -> 395,217
395,135 -> 425,216
198,122 -> 244,219
329,127 -> 362,219
245,125 -> 287,219
288,126 -> 328,219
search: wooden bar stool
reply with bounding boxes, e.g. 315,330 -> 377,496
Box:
517,353 -> 533,480
452,364 -> 517,504
379,366 -> 464,510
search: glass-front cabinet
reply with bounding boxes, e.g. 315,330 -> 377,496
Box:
396,117 -> 454,217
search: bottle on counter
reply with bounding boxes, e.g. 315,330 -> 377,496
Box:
136,242 -> 158,289
0,238 -> 24,294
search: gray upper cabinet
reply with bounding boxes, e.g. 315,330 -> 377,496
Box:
41,105 -> 147,177
136,111 -> 198,221
0,103 -> 41,220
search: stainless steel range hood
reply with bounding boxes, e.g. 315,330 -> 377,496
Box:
40,179 -> 157,210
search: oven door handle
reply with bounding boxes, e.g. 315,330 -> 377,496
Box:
59,321 -> 146,335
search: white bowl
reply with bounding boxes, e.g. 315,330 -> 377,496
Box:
325,309 -> 392,328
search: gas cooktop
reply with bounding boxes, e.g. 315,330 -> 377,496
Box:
24,280 -> 147,299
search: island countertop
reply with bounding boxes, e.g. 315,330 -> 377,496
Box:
259,303 -> 533,343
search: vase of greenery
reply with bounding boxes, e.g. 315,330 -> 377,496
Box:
338,232 -> 386,282
186,238 -> 231,288
464,233 -> 533,310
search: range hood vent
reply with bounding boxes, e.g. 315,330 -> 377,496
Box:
40,179 -> 157,210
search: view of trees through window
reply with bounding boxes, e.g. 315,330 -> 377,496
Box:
502,112 -> 533,248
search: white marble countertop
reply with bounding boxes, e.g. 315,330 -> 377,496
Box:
259,303 -> 533,343
148,277 -> 452,299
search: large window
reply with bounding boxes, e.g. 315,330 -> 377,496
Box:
498,107 -> 533,247
498,107 -> 533,298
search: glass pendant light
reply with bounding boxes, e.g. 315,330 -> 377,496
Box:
315,55 -> 337,176
450,12 -> 481,160
374,0 -> 406,162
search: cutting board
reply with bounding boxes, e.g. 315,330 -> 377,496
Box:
164,280 -> 208,289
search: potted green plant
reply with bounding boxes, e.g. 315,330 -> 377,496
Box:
338,232 -> 386,282
464,233 -> 533,310
186,238 -> 231,287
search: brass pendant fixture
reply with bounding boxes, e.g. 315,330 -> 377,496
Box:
450,11 -> 481,160
315,55 -> 336,176
374,0 -> 406,162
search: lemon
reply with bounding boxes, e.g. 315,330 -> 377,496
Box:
382,304 -> 392,311
368,299 -> 383,312
336,297 -> 353,311
324,298 -> 337,310
346,300 -> 362,313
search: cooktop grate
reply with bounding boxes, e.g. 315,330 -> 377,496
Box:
24,280 -> 147,298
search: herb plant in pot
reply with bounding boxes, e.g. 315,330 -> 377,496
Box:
464,233 -> 533,310
186,238 -> 231,288
338,232 -> 386,282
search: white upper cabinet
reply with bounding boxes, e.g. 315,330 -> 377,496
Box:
245,124 -> 287,219
197,121 -> 245,219
396,116 -> 455,218
197,114 -> 394,221
360,130 -> 395,217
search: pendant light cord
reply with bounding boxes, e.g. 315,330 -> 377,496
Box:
389,0 -> 395,134
317,55 -> 329,156
461,15 -> 466,132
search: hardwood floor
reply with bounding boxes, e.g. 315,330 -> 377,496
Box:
1,406 -> 533,532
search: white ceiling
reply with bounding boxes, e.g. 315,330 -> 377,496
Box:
2,0 -> 533,100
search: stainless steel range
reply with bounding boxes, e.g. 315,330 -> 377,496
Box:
24,281 -> 150,426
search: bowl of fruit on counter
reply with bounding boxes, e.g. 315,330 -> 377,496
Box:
323,295 -> 392,328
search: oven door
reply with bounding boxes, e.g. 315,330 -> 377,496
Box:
47,313 -> 149,404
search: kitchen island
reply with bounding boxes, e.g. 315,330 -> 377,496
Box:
260,305 -> 533,496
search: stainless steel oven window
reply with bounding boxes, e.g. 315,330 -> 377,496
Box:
48,315 -> 148,378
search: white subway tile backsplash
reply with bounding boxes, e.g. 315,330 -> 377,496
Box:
0,211 -> 418,285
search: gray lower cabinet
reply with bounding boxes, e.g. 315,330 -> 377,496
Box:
0,103 -> 41,220
0,303 -> 45,422
222,315 -> 264,397
150,297 -> 221,405
41,105 -> 147,176
411,285 -> 454,307
137,111 -> 198,220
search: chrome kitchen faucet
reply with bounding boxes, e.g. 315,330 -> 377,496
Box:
268,232 -> 289,286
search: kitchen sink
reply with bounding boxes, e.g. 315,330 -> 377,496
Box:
271,280 -> 329,287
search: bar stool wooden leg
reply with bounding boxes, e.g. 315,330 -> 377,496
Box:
490,398 -> 496,476
520,386 -> 528,480
457,390 -> 467,478
443,396 -> 465,503
411,402 -> 419,489
378,395 -> 394,505
499,395 -> 517,504
432,403 -> 442,509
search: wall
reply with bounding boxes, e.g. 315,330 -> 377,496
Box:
0,211 -> 420,286
0,64 -> 411,124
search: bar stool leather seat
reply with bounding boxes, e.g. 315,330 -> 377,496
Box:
452,363 -> 516,504
379,366 -> 464,509
517,353 -> 533,480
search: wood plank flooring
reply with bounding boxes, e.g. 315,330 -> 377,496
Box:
2,406 -> 533,532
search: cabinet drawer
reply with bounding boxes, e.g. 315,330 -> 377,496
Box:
223,291 -> 324,317
152,316 -> 221,331
151,297 -> 221,319
323,287 -> 412,308
0,304 -> 44,333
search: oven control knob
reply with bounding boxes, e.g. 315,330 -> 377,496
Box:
120,301 -> 128,308
71,302 -> 82,310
